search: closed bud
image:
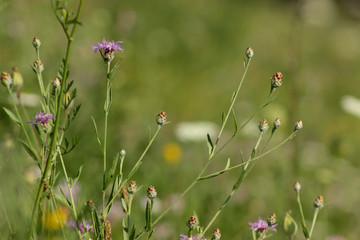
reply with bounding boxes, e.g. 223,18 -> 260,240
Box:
212,228 -> 221,240
293,181 -> 301,193
281,211 -> 298,239
314,195 -> 324,209
120,149 -> 126,158
245,47 -> 254,59
1,72 -> 13,88
32,37 -> 41,48
86,200 -> 95,211
128,180 -> 137,194
33,60 -> 44,73
271,72 -> 283,92
53,77 -> 61,88
273,118 -> 281,129
187,216 -> 197,231
147,185 -> 157,200
267,213 -> 277,226
294,120 -> 303,132
258,119 -> 269,132
156,111 -> 167,125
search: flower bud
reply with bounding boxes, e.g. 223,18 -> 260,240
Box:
245,47 -> 254,59
120,149 -> 126,158
281,211 -> 298,239
273,118 -> 281,129
294,120 -> 303,132
33,60 -> 44,73
187,216 -> 197,231
271,72 -> 283,91
1,72 -> 13,88
156,111 -> 167,125
32,37 -> 41,49
86,200 -> 96,211
128,180 -> 137,194
314,195 -> 324,209
258,119 -> 269,132
147,185 -> 157,200
53,77 -> 61,88
212,228 -> 221,240
12,67 -> 23,90
267,213 -> 277,226
293,181 -> 301,193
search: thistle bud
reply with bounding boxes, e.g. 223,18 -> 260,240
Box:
273,118 -> 281,129
53,77 -> 61,88
32,37 -> 41,49
147,185 -> 157,200
1,72 -> 13,88
267,213 -> 277,226
294,120 -> 303,132
271,72 -> 283,92
293,181 -> 301,193
128,180 -> 137,194
187,216 -> 197,231
33,60 -> 44,73
156,111 -> 167,126
258,119 -> 269,132
120,149 -> 126,158
281,211 -> 298,239
86,200 -> 95,210
12,67 -> 23,90
314,195 -> 324,209
245,47 -> 254,59
212,228 -> 221,240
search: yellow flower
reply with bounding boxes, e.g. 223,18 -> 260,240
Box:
42,206 -> 69,231
163,142 -> 182,165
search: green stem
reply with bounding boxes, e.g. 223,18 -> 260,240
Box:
136,58 -> 253,240
308,208 -> 319,239
27,1 -> 83,239
296,191 -> 309,238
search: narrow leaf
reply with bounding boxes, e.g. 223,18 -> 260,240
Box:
108,61 -> 121,80
58,186 -> 72,208
91,116 -> 102,148
206,133 -> 213,156
145,201 -> 152,231
19,139 -> 39,162
231,108 -> 238,136
71,165 -> 83,187
3,107 -> 20,126
225,158 -> 230,170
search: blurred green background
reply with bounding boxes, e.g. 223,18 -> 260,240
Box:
1,0 -> 360,239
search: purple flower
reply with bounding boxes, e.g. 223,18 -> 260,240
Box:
29,111 -> 54,127
66,219 -> 94,234
92,39 -> 124,54
248,217 -> 277,233
179,233 -> 208,240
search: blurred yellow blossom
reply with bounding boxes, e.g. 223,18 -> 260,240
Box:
163,142 -> 182,165
42,206 -> 69,231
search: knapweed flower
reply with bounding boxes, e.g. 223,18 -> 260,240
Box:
66,219 -> 94,234
270,72 -> 283,92
92,39 -> 124,62
249,217 -> 277,233
156,111 -> 167,126
29,111 -> 54,127
147,185 -> 157,199
1,72 -> 12,88
179,233 -> 208,240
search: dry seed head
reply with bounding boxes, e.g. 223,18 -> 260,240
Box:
1,72 -> 12,88
147,185 -> 157,199
187,216 -> 197,230
156,111 -> 167,125
103,219 -> 112,240
245,47 -> 254,59
314,195 -> 324,209
258,119 -> 269,132
273,118 -> 281,129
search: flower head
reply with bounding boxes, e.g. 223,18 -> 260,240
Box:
30,111 -> 54,127
179,233 -> 208,240
66,218 -> 94,234
92,39 -> 124,62
249,217 -> 277,233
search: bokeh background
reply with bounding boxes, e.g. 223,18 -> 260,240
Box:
1,0 -> 360,239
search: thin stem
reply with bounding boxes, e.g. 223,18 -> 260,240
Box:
27,1 -> 83,238
0,193 -> 14,236
136,57 -> 253,240
296,191 -> 308,238
308,208 -> 319,239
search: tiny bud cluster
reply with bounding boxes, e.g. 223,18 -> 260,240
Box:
156,111 -> 167,125
294,120 -> 303,132
147,185 -> 157,199
33,37 -> 41,48
293,181 -> 301,192
273,118 -> 281,129
128,180 -> 137,194
187,216 -> 197,230
258,119 -> 269,132
1,72 -> 13,88
212,228 -> 221,240
267,213 -> 277,226
314,195 -> 324,209
245,47 -> 254,59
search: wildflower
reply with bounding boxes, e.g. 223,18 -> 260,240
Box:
212,228 -> 221,240
1,72 -> 12,88
258,119 -> 269,132
179,233 -> 208,240
29,111 -> 54,127
187,216 -> 197,231
270,72 -> 283,92
156,111 -> 167,125
147,185 -> 157,200
33,60 -> 44,73
163,142 -> 182,165
294,120 -> 303,132
267,213 -> 277,226
273,118 -> 281,129
66,219 -> 94,234
92,39 -> 124,62
248,217 -> 277,233
42,206 -> 69,231
245,47 -> 254,59
314,195 -> 324,209
293,181 -> 301,193
128,180 -> 137,194
33,37 -> 41,48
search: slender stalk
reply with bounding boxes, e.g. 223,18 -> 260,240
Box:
308,208 -> 319,239
0,193 -> 14,236
27,1 -> 83,238
136,58 -> 253,239
296,191 -> 308,238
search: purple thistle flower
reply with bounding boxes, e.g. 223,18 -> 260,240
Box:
92,39 -> 124,54
248,217 -> 277,233
66,219 -> 94,234
179,233 -> 208,240
29,111 -> 54,127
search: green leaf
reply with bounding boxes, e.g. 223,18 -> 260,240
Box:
108,61 -> 121,80
106,153 -> 119,188
225,158 -> 230,170
206,133 -> 213,156
71,165 -> 83,187
105,177 -> 118,215
121,196 -> 128,213
91,116 -> 102,148
94,210 -> 104,238
231,108 -> 238,136
58,186 -> 72,208
19,139 -> 39,162
122,217 -> 129,240
145,201 -> 152,231
3,107 -> 20,126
